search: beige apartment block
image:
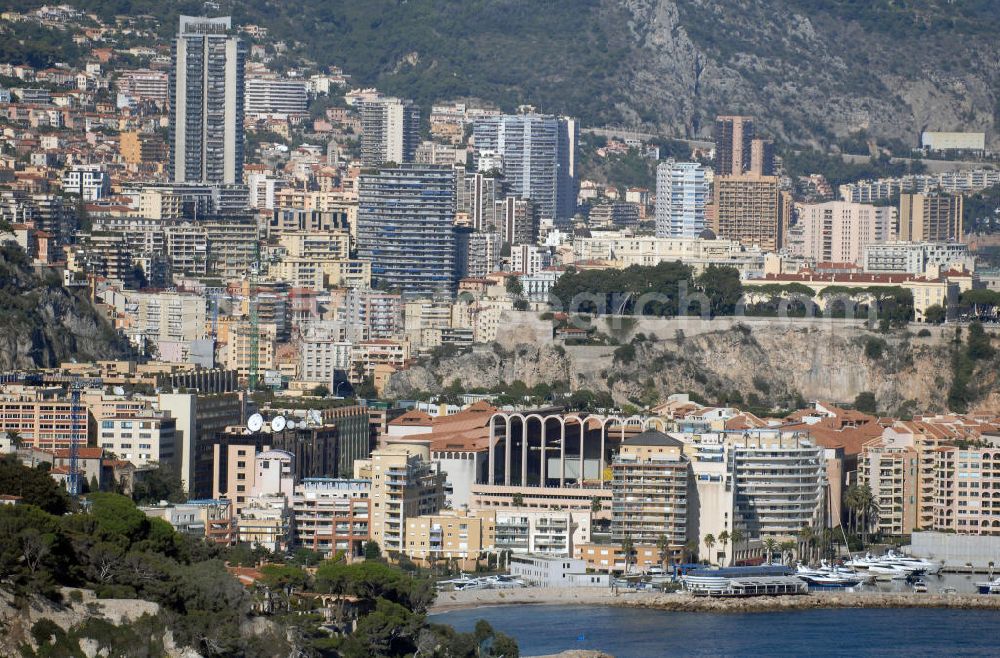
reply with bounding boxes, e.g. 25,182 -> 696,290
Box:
712,174 -> 788,252
404,508 -> 496,570
933,445 -> 1000,536
361,443 -> 446,554
899,193 -> 963,242
611,430 -> 689,560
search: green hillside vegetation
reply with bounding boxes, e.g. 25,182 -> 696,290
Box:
550,263 -> 914,322
0,456 -> 517,657
4,1 -> 996,146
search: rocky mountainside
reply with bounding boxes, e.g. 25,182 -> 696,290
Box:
617,0 -> 999,147
34,0 -> 999,148
0,243 -> 133,370
387,319 -> 1000,416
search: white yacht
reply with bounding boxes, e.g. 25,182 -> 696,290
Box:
867,563 -> 912,580
880,550 -> 942,575
976,576 -> 1000,595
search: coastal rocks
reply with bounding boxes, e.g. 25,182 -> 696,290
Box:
625,591 -> 1000,613
430,586 -> 1000,616
531,650 -> 615,658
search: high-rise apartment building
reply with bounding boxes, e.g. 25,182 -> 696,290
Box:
898,193 -> 964,242
357,165 -> 458,296
932,446 -> 1000,536
360,444 -> 446,554
791,201 -> 897,265
749,138 -> 775,176
473,113 -> 577,222
712,174 -> 789,252
611,430 -> 689,556
655,161 -> 709,238
0,389 -> 89,451
714,115 -> 755,176
456,169 -> 502,232
360,97 -> 420,167
169,16 -> 246,185
292,478 -> 371,558
456,229 -> 501,279
729,432 -> 827,539
497,196 -> 537,246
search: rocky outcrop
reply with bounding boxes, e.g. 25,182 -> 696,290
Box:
0,244 -> 133,370
615,0 -> 999,146
387,316 -> 999,415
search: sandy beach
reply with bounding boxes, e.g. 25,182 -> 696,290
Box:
429,586 -> 1000,614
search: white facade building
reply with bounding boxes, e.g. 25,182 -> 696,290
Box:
495,509 -> 591,556
62,166 -> 110,201
655,160 -> 708,238
245,77 -> 307,116
97,411 -> 177,470
862,241 -> 973,275
510,555 -> 609,587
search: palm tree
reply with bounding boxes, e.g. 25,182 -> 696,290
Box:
843,484 -> 860,536
730,529 -> 745,566
656,534 -> 671,569
779,540 -> 796,566
5,430 -> 22,451
762,537 -> 778,565
684,540 -> 699,564
621,534 -> 634,574
820,528 -> 835,561
703,534 -> 716,565
718,530 -> 731,567
590,496 -> 603,514
858,484 -> 879,546
797,526 -> 815,564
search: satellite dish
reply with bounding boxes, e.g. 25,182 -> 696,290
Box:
247,413 -> 264,433
286,420 -> 296,430
271,415 -> 286,432
112,386 -> 125,396
309,409 -> 322,425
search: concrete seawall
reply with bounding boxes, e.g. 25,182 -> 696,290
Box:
430,586 -> 1000,615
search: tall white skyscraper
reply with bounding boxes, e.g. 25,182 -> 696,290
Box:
472,113 -> 578,222
169,16 -> 246,185
655,160 -> 709,238
360,97 -> 420,167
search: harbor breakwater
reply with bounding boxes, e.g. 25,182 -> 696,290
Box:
430,587 -> 1000,614
621,591 -> 1000,613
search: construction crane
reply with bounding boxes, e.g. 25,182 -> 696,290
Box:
248,242 -> 261,391
68,377 -> 102,498
209,289 -> 221,343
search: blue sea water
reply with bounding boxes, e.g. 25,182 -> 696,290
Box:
430,605 -> 1000,657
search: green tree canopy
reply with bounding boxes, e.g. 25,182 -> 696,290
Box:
0,455 -> 69,515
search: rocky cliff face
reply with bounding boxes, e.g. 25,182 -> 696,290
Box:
0,244 -> 133,370
615,0 -> 999,146
387,322 -> 1000,415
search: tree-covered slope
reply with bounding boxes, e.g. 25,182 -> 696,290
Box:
5,0 -> 998,147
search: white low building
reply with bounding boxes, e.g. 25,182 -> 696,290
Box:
510,554 -> 609,588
